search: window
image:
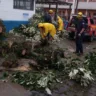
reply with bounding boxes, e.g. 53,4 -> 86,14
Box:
14,0 -> 34,10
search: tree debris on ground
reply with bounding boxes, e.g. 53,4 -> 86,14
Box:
0,8 -> 96,95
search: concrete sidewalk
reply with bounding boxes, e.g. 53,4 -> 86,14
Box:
0,81 -> 31,96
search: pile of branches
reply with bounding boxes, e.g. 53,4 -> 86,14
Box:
0,40 -> 33,68
11,71 -> 55,91
0,41 -> 9,57
30,47 -> 65,70
84,52 -> 96,75
29,8 -> 44,26
2,53 -> 18,68
1,51 -> 96,94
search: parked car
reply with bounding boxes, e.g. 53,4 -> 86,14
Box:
67,15 -> 96,41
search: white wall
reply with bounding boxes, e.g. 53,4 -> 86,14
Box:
78,2 -> 96,10
0,0 -> 35,21
36,2 -> 96,10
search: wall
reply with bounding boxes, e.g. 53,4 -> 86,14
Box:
0,0 -> 35,21
78,2 -> 96,10
0,0 -> 35,32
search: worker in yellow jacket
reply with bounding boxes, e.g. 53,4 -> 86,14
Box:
48,10 -> 64,33
38,23 -> 56,40
57,16 -> 64,32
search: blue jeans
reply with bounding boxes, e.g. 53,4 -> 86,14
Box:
75,33 -> 84,53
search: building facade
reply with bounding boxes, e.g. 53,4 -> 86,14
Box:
39,0 -> 96,19
66,0 -> 96,17
0,0 -> 35,32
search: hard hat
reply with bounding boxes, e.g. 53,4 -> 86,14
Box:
78,12 -> 83,16
57,16 -> 60,19
48,10 -> 54,14
38,23 -> 43,28
77,12 -> 83,18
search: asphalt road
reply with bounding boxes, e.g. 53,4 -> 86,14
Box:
53,37 -> 96,57
0,81 -> 31,96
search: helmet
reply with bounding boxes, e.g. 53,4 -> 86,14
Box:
78,12 -> 83,16
77,12 -> 83,18
57,16 -> 60,19
48,10 -> 54,14
38,23 -> 43,27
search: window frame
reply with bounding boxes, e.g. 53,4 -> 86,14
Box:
13,0 -> 34,11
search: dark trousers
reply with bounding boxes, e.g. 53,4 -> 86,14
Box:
75,33 -> 84,54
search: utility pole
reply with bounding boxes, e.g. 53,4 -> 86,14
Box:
75,0 -> 79,14
54,0 -> 58,21
71,0 -> 76,14
70,0 -> 76,19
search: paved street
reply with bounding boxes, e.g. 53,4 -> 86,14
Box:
0,81 -> 31,96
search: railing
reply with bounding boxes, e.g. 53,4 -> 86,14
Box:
67,0 -> 87,2
66,0 -> 96,2
68,0 -> 73,2
89,0 -> 96,2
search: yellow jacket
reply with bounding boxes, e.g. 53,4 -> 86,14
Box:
40,23 -> 56,39
57,16 -> 64,31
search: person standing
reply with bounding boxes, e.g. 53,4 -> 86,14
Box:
48,10 -> 64,35
48,10 -> 55,23
57,16 -> 64,37
75,12 -> 86,55
43,12 -> 52,23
